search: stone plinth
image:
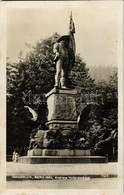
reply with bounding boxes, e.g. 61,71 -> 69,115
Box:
18,156 -> 108,164
45,88 -> 77,130
27,149 -> 91,156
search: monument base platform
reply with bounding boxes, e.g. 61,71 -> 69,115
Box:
18,156 -> 108,164
27,149 -> 91,156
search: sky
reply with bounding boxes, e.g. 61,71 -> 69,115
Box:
6,1 -> 121,67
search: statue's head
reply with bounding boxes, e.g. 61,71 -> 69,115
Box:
52,33 -> 60,43
57,35 -> 69,43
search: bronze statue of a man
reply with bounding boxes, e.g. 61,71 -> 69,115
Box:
53,14 -> 76,89
53,35 -> 74,89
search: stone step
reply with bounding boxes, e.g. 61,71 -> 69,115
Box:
27,149 -> 91,156
18,156 -> 108,164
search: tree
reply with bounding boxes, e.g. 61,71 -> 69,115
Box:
88,68 -> 118,161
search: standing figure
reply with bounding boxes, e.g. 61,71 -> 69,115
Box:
53,35 -> 70,88
53,13 -> 76,89
12,150 -> 19,163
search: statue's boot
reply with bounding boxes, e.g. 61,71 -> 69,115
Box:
54,74 -> 60,88
60,77 -> 67,89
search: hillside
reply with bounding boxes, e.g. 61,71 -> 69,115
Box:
88,65 -> 117,83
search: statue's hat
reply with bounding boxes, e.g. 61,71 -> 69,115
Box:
57,35 -> 69,43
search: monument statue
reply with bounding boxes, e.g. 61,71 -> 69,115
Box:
26,13 -> 90,151
19,13 -> 107,164
53,13 -> 76,88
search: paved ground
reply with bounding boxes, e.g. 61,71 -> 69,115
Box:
6,162 -> 118,189
7,162 -> 118,176
7,178 -> 118,189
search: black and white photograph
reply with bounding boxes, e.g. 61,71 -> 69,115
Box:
0,1 -> 123,194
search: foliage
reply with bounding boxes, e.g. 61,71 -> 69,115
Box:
87,69 -> 118,160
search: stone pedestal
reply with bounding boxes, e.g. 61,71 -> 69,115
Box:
24,87 -> 108,164
45,88 -> 78,131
